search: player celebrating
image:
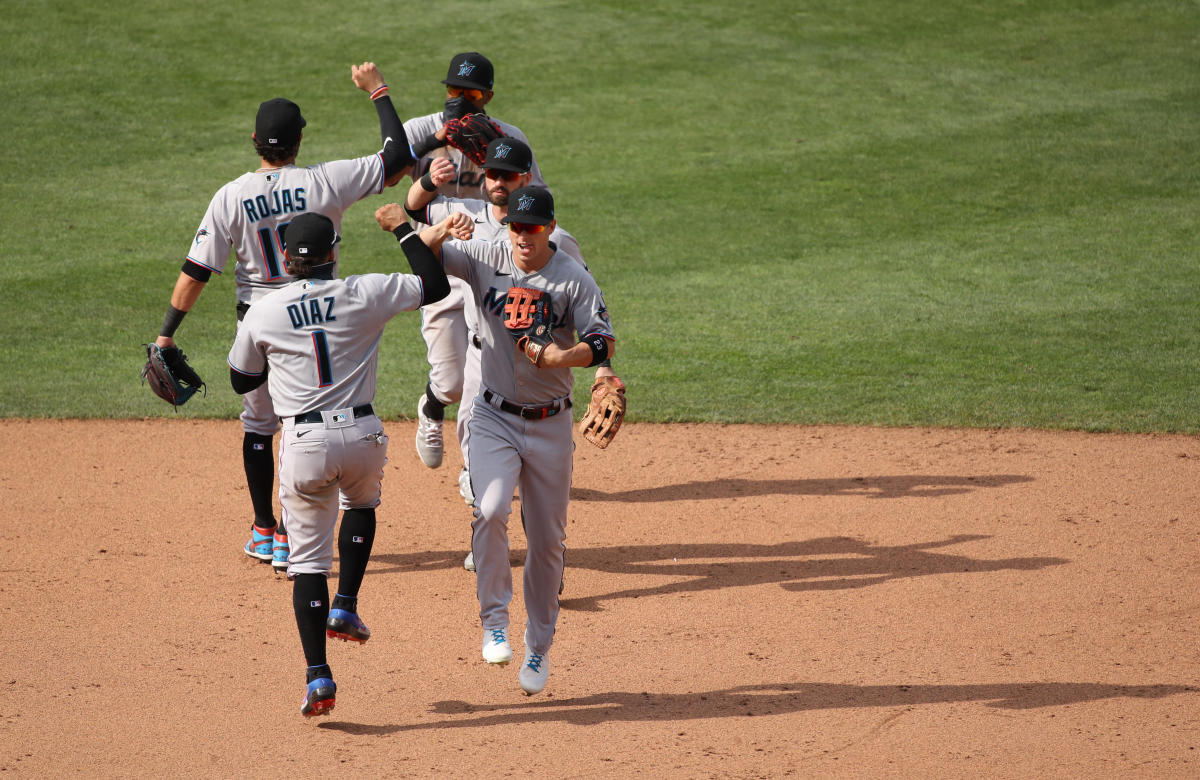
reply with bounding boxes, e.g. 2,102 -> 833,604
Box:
150,63 -> 412,574
227,211 -> 451,716
405,137 -> 621,579
403,53 -> 546,473
378,186 -> 617,695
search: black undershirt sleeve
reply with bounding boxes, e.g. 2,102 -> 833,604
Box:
374,95 -> 414,181
230,366 -> 268,394
392,224 -> 450,304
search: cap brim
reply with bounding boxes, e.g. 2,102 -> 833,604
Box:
499,214 -> 553,226
441,77 -> 490,90
484,161 -> 528,173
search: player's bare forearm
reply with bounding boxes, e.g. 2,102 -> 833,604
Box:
405,158 -> 456,212
416,213 -> 474,254
155,273 -> 207,347
541,340 -> 614,369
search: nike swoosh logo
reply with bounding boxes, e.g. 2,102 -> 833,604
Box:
297,430 -> 311,438
384,136 -> 393,146
474,218 -> 486,223
495,270 -> 510,277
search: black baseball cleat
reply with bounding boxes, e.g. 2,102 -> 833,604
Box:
326,609 -> 371,643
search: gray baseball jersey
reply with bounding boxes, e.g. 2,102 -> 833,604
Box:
227,272 -> 424,416
441,239 -> 610,403
188,156 -> 386,305
403,112 -> 545,200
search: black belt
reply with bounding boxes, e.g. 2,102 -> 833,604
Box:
292,404 -> 375,425
236,301 -> 251,321
483,390 -> 570,420
471,333 -> 481,349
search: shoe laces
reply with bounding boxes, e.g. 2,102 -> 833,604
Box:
489,628 -> 507,645
418,416 -> 443,445
525,652 -> 544,673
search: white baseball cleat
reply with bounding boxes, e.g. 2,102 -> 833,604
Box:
519,633 -> 549,695
481,627 -> 512,665
458,467 -> 474,505
464,551 -> 476,572
414,394 -> 444,468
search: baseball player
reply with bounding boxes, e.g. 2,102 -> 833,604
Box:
405,137 -> 620,578
382,185 -> 617,695
152,62 -> 412,574
227,210 -> 452,716
403,53 -> 546,473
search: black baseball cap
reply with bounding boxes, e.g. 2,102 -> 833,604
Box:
442,52 -> 494,91
500,186 -> 555,226
256,98 -> 306,147
484,137 -> 533,173
281,213 -> 339,258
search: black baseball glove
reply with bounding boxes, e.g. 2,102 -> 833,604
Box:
502,286 -> 554,366
141,343 -> 205,408
444,113 -> 503,166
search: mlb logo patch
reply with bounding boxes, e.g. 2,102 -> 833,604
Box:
352,535 -> 364,543
310,600 -> 323,608
332,413 -> 347,423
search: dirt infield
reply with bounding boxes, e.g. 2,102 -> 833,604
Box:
1,420 -> 1197,777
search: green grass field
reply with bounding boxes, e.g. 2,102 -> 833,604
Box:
1,0 -> 1197,431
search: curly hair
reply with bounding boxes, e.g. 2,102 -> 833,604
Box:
254,136 -> 301,165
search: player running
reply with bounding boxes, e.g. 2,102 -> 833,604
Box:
378,185 -> 617,695
402,53 -> 546,473
151,62 -> 412,574
227,210 -> 452,716
404,137 -> 621,579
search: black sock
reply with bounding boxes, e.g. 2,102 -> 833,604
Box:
306,664 -> 333,683
332,594 -> 358,613
336,508 -> 376,600
423,383 -> 446,421
292,574 -> 329,668
243,432 -> 276,526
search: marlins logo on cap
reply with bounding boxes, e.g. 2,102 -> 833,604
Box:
517,193 -> 535,211
457,60 -> 476,78
493,142 -> 512,159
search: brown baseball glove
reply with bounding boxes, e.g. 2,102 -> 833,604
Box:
444,112 -> 503,166
579,376 -> 626,448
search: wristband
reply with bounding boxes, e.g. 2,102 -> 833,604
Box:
369,84 -> 389,100
160,305 -> 187,338
419,172 -> 437,192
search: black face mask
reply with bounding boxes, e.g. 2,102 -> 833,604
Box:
443,95 -> 480,121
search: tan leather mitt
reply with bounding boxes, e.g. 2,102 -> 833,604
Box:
579,376 -> 626,448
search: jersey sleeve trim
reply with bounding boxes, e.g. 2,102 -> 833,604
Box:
227,359 -> 263,377
184,256 -> 222,275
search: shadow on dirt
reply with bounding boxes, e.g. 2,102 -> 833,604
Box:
571,474 -> 1033,502
366,535 -> 1067,609
319,681 -> 1197,733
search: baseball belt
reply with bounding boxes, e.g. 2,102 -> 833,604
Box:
482,389 -> 571,420
292,404 -> 375,425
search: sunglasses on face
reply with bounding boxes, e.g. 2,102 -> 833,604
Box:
446,86 -> 485,102
508,222 -> 548,235
485,168 -> 521,182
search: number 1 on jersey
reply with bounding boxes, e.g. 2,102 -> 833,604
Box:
311,330 -> 333,387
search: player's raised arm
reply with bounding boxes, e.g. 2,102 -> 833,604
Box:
374,204 -> 452,304
405,157 -> 456,219
351,61 -> 414,185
